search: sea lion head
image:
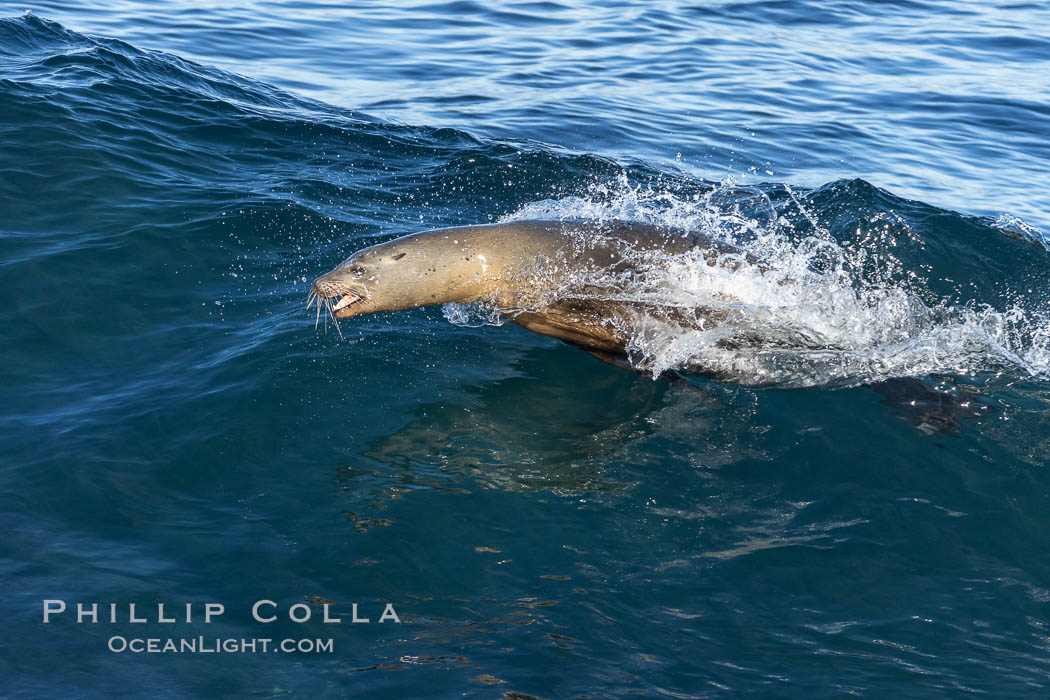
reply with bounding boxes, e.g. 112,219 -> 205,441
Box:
310,227 -> 503,319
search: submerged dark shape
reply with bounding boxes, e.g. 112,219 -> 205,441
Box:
869,377 -> 997,436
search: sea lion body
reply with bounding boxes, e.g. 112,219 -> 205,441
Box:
310,220 -> 735,359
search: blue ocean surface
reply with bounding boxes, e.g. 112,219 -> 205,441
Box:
2,1 -> 1050,697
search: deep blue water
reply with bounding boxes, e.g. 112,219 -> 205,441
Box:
3,2 -> 1050,697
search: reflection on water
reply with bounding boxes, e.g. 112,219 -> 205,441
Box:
346,346 -> 768,500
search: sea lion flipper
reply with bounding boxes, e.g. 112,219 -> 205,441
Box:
867,377 -> 997,435
579,348 -> 710,396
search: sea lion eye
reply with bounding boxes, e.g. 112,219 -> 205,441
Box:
392,252 -> 406,260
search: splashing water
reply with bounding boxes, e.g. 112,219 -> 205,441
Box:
995,213 -> 1050,251
448,176 -> 1050,388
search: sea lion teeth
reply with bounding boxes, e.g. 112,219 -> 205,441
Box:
333,294 -> 359,311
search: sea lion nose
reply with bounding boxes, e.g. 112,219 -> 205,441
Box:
311,275 -> 339,298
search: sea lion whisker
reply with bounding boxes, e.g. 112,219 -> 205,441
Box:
329,299 -> 344,339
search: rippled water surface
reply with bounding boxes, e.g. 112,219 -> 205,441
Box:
3,2 -> 1050,697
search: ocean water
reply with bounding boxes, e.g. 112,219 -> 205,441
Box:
2,1 -> 1050,697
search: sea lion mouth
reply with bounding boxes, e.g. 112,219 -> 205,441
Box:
331,293 -> 361,316
307,279 -> 368,336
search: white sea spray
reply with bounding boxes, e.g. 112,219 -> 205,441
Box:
441,176 -> 1050,388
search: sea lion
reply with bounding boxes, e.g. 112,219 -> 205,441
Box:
309,219 -> 742,372
309,219 -> 992,434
